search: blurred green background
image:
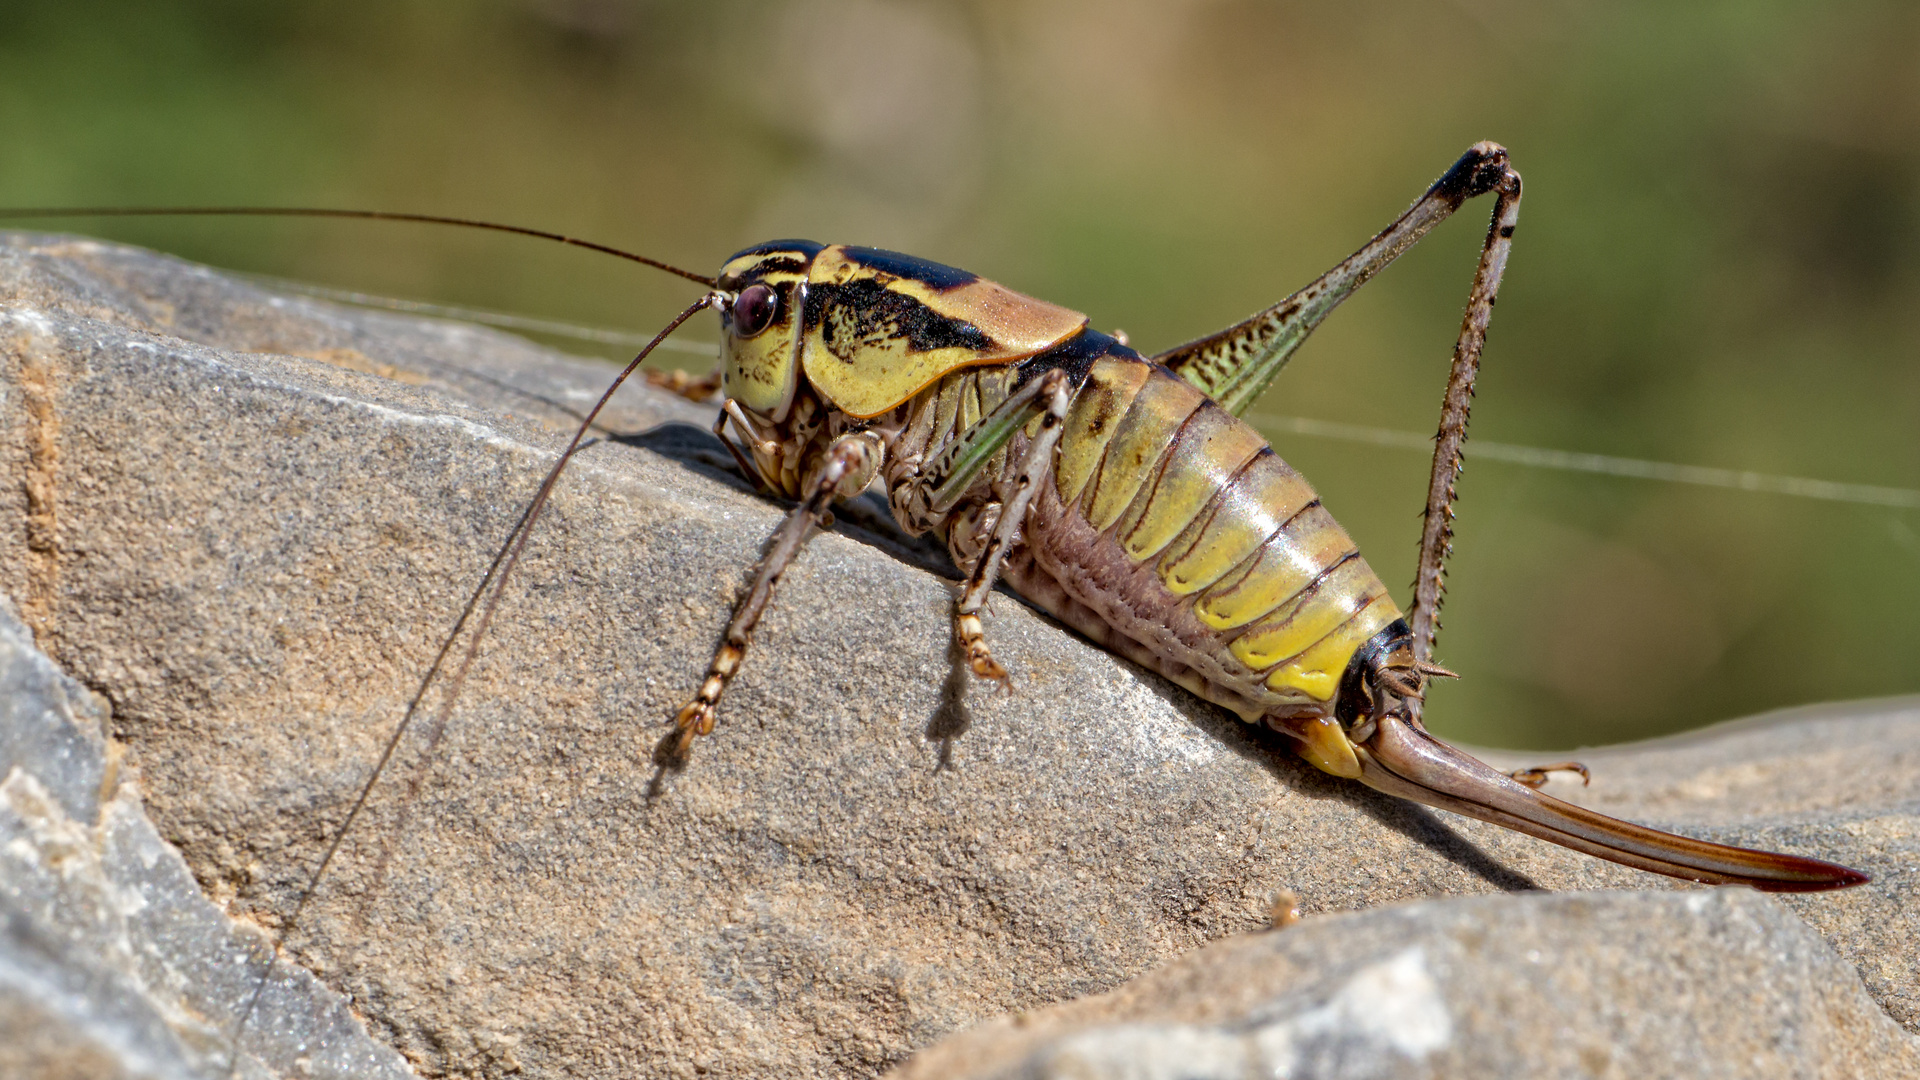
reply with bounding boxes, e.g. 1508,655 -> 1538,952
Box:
3,0 -> 1915,749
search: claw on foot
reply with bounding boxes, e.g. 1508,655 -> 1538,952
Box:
965,636 -> 1011,688
674,697 -> 717,737
670,677 -> 722,760
1509,760 -> 1591,788
970,651 -> 1011,689
956,612 -> 1012,690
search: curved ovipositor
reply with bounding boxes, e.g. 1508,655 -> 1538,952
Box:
1301,621 -> 1870,892
1354,711 -> 1870,891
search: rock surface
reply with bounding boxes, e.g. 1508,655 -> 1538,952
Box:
0,234 -> 1914,1079
0,597 -> 411,1080
893,888 -> 1920,1080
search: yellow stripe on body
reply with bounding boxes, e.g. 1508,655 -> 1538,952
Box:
1192,505 -> 1358,631
1113,403 -> 1267,563
1192,483 -> 1400,703
959,374 -> 982,435
1229,558 -> 1384,670
1263,595 -> 1401,700
1054,359 -> 1152,507
1156,452 -> 1318,596
1082,374 -> 1208,532
1050,358 -> 1399,708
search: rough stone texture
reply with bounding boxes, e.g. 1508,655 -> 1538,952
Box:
1469,702 -> 1920,1034
0,597 -> 412,1080
892,888 -> 1920,1080
0,233 -> 1913,1078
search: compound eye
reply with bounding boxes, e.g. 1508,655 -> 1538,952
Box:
730,283 -> 779,337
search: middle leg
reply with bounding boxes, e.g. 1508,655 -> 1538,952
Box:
910,369 -> 1075,684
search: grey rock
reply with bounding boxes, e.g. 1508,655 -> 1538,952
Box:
891,889 -> 1920,1080
1470,699 -> 1920,1033
0,572 -> 109,826
0,598 -> 413,1080
0,233 -> 1913,1078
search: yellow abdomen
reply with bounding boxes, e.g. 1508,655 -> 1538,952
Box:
1017,356 -> 1401,718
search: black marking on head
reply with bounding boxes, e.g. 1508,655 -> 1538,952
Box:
718,240 -> 824,288
746,257 -> 812,280
1498,224 -> 1516,239
726,239 -> 826,262
808,277 -> 993,361
842,246 -> 979,291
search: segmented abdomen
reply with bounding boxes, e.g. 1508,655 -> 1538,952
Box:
1008,354 -> 1402,722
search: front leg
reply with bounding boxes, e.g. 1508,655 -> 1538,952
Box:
671,430 -> 882,758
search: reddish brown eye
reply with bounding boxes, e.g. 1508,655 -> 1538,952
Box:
731,283 -> 778,337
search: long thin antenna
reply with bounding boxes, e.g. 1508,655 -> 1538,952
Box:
224,291 -> 720,1076
0,206 -> 716,287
